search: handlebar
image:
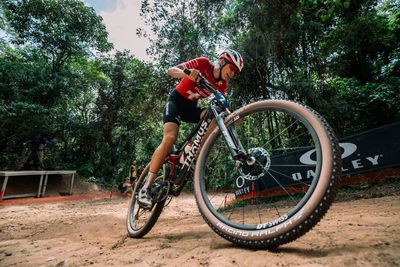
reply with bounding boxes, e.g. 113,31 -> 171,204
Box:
183,69 -> 228,109
183,69 -> 217,93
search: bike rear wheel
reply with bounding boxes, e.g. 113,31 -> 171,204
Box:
194,100 -> 342,249
126,164 -> 167,238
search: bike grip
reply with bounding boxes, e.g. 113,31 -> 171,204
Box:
183,68 -> 191,75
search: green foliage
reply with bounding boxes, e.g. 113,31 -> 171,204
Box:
78,162 -> 94,179
300,0 -> 351,21
0,0 -> 399,189
139,0 -> 225,66
323,76 -> 400,135
322,11 -> 397,83
2,0 -> 112,68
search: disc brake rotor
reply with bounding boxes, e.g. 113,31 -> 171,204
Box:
239,147 -> 271,181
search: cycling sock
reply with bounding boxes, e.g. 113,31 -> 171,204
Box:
143,172 -> 157,189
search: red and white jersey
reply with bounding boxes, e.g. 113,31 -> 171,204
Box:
176,57 -> 227,102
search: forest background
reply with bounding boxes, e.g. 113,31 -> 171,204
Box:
0,0 -> 399,188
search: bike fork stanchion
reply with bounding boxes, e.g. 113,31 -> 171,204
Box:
211,106 -> 247,160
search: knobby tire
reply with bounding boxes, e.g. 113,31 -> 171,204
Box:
194,100 -> 342,249
126,164 -> 167,238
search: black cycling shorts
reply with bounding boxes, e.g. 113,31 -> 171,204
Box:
163,90 -> 203,125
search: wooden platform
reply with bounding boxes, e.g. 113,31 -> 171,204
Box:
0,170 -> 76,200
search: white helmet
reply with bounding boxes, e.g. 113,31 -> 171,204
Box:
219,49 -> 244,72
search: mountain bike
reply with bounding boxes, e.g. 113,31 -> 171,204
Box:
126,69 -> 342,249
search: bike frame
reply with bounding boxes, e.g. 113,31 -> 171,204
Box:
166,95 -> 247,186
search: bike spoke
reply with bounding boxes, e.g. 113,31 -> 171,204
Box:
268,168 -> 312,187
274,205 -> 281,218
227,202 -> 236,221
262,120 -> 297,148
266,170 -> 297,202
257,200 -> 263,224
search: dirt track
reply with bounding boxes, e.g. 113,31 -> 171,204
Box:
1,191 -> 399,267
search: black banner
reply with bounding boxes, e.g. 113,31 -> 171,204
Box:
234,121 -> 400,197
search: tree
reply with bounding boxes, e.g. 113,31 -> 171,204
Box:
139,0 -> 226,66
139,0 -> 399,138
0,0 -> 112,170
83,51 -> 167,184
322,8 -> 397,83
1,0 -> 112,70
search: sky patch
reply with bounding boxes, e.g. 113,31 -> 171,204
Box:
84,0 -> 119,13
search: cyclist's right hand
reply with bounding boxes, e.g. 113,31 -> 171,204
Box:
184,68 -> 200,82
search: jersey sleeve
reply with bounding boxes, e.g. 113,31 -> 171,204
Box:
183,57 -> 210,71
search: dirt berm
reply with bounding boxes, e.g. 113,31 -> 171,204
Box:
0,178 -> 399,267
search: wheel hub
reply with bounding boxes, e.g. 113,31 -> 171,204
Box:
239,147 -> 271,181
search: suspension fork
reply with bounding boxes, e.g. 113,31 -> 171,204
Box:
211,104 -> 247,161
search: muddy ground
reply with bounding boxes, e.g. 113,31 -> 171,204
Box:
0,179 -> 399,267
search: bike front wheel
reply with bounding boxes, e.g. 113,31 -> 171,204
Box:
194,100 -> 342,249
126,164 -> 167,238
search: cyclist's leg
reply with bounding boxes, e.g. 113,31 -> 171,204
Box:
148,122 -> 179,179
147,96 -> 182,184
139,98 -> 181,206
139,122 -> 178,206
